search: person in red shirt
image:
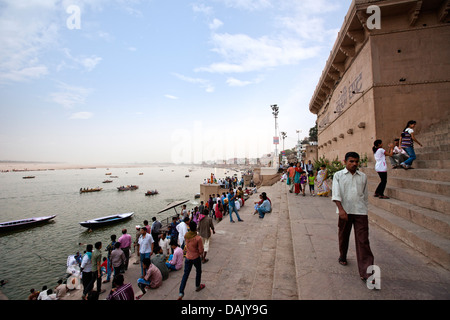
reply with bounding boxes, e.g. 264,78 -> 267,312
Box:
178,221 -> 205,300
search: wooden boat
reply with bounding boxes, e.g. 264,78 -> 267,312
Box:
194,193 -> 200,199
145,190 -> 159,196
102,180 -> 113,183
80,188 -> 102,193
23,176 -> 35,179
79,212 -> 134,229
0,215 -> 56,232
117,185 -> 139,191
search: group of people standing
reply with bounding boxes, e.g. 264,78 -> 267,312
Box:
285,160 -> 330,197
372,120 -> 422,199
77,228 -> 135,300
203,173 -> 245,190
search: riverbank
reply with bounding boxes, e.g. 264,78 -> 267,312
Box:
0,162 -> 177,172
53,181 -> 450,301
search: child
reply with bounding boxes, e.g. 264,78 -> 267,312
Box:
300,172 -> 307,196
308,172 -> 315,196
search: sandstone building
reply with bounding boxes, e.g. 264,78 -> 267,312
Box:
309,0 -> 449,161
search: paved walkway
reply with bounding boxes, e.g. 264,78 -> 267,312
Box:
61,181 -> 450,301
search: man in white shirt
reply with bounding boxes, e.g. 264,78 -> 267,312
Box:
137,227 -> 154,277
159,232 -> 171,256
332,152 -> 375,284
176,217 -> 189,248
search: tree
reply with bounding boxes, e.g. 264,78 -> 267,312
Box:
309,124 -> 318,142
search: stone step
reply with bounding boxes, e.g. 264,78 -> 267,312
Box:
272,183 -> 298,300
369,196 -> 450,239
247,186 -> 279,300
365,172 -> 450,197
362,166 -> 450,182
421,128 -> 450,138
419,132 -> 449,144
368,205 -> 450,271
415,144 -> 450,155
415,150 -> 450,161
414,159 -> 450,169
368,182 -> 450,215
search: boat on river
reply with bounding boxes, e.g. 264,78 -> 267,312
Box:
80,187 -> 102,193
79,212 -> 134,229
23,176 -> 35,179
145,190 -> 159,196
0,215 -> 56,232
117,185 -> 138,191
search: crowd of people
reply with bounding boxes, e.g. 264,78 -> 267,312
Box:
282,160 -> 330,198
27,205 -> 223,300
203,172 -> 254,189
26,169 -> 270,301
372,120 -> 422,199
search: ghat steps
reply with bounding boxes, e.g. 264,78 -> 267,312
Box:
362,119 -> 450,270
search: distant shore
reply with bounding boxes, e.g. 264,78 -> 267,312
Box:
0,162 -> 176,172
0,162 -> 256,173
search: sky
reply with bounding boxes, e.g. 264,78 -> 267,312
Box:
0,0 -> 352,164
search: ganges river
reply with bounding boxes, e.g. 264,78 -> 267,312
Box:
0,165 -> 235,299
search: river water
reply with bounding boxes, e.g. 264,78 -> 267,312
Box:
0,165 -> 232,300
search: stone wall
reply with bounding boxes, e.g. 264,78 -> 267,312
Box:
312,0 -> 450,163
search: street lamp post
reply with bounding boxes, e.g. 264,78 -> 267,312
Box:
271,104 -> 279,168
281,131 -> 287,165
296,129 -> 302,162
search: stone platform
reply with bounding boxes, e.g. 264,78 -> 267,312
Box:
60,180 -> 449,302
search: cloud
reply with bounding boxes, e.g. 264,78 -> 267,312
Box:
0,1 -> 59,83
61,48 -> 102,72
50,82 -> 92,109
70,111 -> 94,120
164,94 -> 179,100
216,0 -> 272,11
216,0 -> 339,13
0,0 -> 132,84
172,73 -> 215,93
196,33 -> 321,73
209,18 -> 223,30
226,76 -> 263,87
0,66 -> 49,83
190,0 -> 344,75
192,3 -> 214,16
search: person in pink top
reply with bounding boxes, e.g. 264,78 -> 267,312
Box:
118,229 -> 132,271
166,238 -> 183,271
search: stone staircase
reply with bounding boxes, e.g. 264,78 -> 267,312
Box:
361,119 -> 450,270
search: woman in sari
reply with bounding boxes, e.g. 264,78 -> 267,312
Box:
294,163 -> 303,195
316,165 -> 330,197
215,199 -> 223,222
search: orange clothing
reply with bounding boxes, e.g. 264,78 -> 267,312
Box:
184,232 -> 204,260
287,166 -> 296,178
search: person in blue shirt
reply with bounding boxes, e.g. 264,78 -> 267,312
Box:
227,189 -> 244,223
257,193 -> 271,219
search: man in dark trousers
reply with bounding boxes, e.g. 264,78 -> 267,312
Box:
332,152 -> 375,285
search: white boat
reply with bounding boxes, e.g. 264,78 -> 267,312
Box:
79,212 -> 134,229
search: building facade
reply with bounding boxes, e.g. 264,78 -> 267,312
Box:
309,0 -> 450,161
